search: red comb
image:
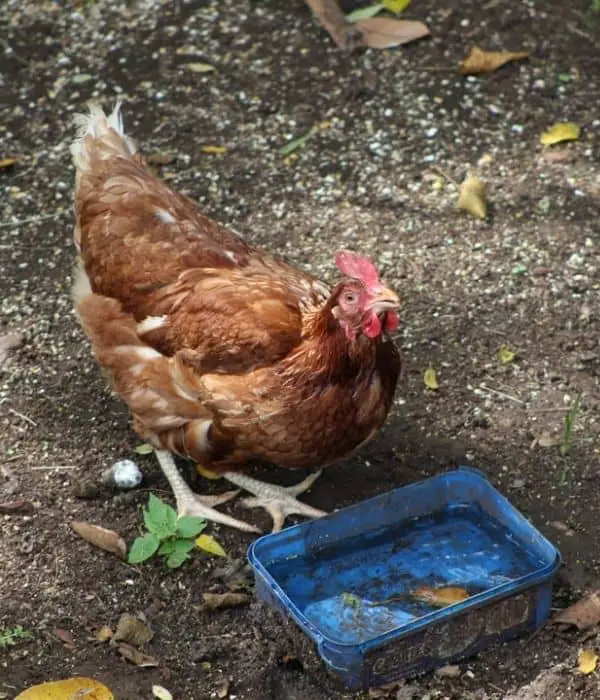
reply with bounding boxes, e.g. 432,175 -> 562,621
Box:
334,251 -> 381,287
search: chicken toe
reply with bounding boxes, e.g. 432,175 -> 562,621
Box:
223,470 -> 327,532
154,450 -> 261,533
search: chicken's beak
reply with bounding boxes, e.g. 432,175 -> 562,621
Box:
367,286 -> 400,314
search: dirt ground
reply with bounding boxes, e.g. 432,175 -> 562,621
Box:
1,0 -> 599,698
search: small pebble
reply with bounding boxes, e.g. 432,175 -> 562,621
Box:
435,664 -> 461,678
102,459 -> 143,490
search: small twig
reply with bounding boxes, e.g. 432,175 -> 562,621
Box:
7,407 -> 37,426
525,620 -> 548,645
527,407 -> 570,413
0,211 -> 65,229
30,465 -> 78,471
488,682 -> 505,694
1,454 -> 25,464
478,383 -> 525,405
430,165 -> 458,185
419,66 -> 457,72
566,21 -> 600,50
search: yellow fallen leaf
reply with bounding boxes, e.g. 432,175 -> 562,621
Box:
196,464 -> 222,480
458,174 -> 487,219
183,62 -> 216,73
152,686 -> 173,700
578,648 -> 598,674
0,157 -> 18,169
412,585 -> 470,607
196,533 -> 228,557
424,367 -> 439,390
200,145 -> 228,155
382,0 -> 411,13
540,122 -> 581,146
460,47 -> 529,75
354,17 -> 430,49
134,442 -> 154,455
15,677 -> 114,699
498,346 -> 516,364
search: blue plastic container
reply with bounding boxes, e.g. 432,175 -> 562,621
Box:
247,467 -> 561,690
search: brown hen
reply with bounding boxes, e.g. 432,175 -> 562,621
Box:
71,104 -> 401,532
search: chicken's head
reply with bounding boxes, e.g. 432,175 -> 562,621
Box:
333,251 -> 400,341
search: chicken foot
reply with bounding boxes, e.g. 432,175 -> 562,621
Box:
155,450 -> 261,533
222,470 -> 327,532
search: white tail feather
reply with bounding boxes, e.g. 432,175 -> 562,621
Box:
70,101 -> 137,171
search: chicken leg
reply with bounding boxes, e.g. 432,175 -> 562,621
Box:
223,470 -> 327,532
155,450 -> 261,533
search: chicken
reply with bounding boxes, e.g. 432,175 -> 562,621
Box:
70,103 -> 401,533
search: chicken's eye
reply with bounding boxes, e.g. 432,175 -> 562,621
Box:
344,292 -> 358,305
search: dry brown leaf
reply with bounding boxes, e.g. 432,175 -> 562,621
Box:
15,677 -> 114,699
117,642 -> 159,668
304,0 -> 361,49
196,592 -> 251,612
552,591 -> 600,630
435,664 -> 461,678
112,613 -> 154,647
0,499 -> 33,514
458,174 -> 487,219
71,521 -> 127,560
147,152 -> 176,166
52,628 -> 75,648
536,432 -> 562,448
0,331 -> 23,366
355,17 -> 430,49
460,46 -> 529,75
216,679 -> 231,699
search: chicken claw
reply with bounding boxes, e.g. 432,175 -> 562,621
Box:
222,470 -> 327,532
154,450 -> 261,533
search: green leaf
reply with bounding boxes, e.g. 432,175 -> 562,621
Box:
128,533 -> 161,564
176,516 -> 207,539
498,346 -> 516,364
382,0 -> 411,13
158,539 -> 176,555
144,494 -> 178,538
511,263 -> 527,276
134,442 -> 154,455
166,551 -> 189,568
557,73 -> 572,83
346,3 -> 384,22
173,539 -> 196,555
165,540 -> 196,568
279,130 -> 313,156
196,533 -> 228,558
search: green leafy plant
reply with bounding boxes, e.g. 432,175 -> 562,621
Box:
128,493 -> 206,568
561,393 -> 582,457
558,393 -> 582,485
0,625 -> 33,649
